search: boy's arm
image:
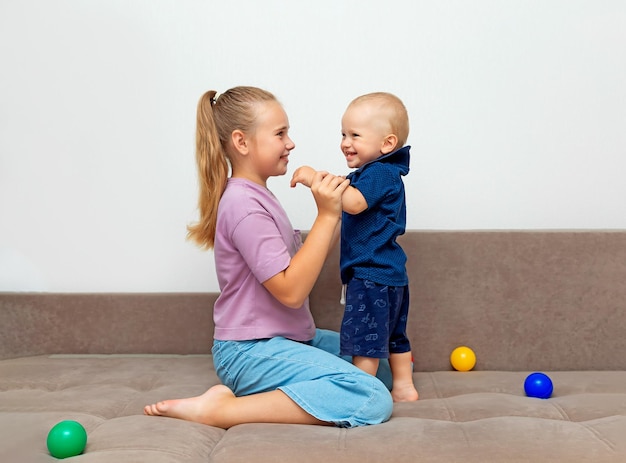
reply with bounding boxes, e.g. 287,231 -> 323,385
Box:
341,185 -> 368,215
291,166 -> 368,215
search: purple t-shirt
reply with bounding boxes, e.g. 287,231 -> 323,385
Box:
212,178 -> 316,341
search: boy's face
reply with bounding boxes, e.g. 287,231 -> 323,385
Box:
340,102 -> 392,169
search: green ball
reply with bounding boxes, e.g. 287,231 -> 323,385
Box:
46,420 -> 87,459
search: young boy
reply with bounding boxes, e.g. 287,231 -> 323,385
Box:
291,92 -> 418,402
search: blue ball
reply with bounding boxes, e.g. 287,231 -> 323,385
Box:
524,372 -> 553,399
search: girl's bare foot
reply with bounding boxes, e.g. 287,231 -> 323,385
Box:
391,382 -> 419,402
144,384 -> 234,426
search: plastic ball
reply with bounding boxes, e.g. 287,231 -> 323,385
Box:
47,420 -> 87,459
450,346 -> 476,371
524,372 -> 553,399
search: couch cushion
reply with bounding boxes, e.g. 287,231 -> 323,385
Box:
2,355 -> 626,462
0,355 -> 224,462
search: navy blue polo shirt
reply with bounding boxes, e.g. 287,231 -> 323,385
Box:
340,145 -> 410,286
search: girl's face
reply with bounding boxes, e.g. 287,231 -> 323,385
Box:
247,101 -> 295,185
340,102 -> 390,169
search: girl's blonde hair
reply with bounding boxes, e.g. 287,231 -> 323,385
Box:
187,86 -> 277,249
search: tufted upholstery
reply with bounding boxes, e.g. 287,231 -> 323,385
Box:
2,231 -> 626,462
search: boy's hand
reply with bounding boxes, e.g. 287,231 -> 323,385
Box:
290,166 -> 317,188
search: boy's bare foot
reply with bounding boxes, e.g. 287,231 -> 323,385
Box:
391,383 -> 419,402
144,384 -> 234,426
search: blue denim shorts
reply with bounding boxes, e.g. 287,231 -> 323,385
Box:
211,329 -> 393,427
340,279 -> 411,358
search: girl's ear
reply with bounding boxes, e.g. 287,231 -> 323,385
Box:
231,130 -> 249,155
380,134 -> 398,154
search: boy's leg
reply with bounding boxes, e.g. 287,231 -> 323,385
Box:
388,286 -> 418,402
353,356 -> 380,376
389,351 -> 419,402
339,279 -> 394,384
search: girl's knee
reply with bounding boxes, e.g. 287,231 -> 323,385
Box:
351,377 -> 393,426
371,379 -> 394,423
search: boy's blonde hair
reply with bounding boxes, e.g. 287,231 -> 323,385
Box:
349,92 -> 409,147
188,86 -> 277,249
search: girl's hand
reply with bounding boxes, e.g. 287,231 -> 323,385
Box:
310,171 -> 350,219
263,170 -> 349,309
290,166 -> 317,188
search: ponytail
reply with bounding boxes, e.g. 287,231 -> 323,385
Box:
186,90 -> 229,249
187,86 -> 277,249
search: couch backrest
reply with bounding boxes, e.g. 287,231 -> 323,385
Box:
2,231 -> 626,371
311,231 -> 626,371
0,293 -> 217,360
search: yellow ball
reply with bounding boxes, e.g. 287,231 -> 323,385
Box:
450,346 -> 476,371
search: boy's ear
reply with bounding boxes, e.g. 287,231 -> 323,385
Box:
231,130 -> 249,155
380,134 -> 398,154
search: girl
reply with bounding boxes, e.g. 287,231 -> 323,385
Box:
144,86 -> 393,428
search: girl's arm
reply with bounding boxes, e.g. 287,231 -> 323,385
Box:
264,172 -> 349,308
291,166 -> 368,216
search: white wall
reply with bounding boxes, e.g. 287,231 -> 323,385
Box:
1,0 -> 625,292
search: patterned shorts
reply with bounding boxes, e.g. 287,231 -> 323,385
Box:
340,278 -> 411,358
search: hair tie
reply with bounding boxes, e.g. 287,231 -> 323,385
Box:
211,92 -> 221,105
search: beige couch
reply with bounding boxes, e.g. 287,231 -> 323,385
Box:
2,231 -> 626,462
